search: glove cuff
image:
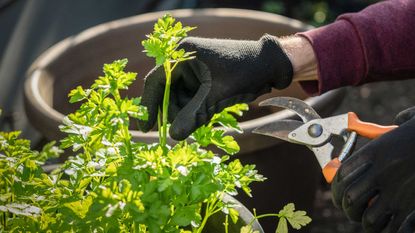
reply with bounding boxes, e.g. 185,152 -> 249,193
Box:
259,34 -> 293,89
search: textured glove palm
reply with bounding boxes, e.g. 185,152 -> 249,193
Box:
332,107 -> 415,233
139,35 -> 293,140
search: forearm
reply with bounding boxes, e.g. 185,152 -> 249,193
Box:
279,36 -> 318,83
296,0 -> 415,95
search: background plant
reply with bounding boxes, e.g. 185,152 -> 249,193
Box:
0,120 -> 62,231
195,0 -> 380,26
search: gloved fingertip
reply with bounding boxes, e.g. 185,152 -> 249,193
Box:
138,98 -> 159,133
137,118 -> 154,133
137,109 -> 157,133
394,107 -> 415,125
169,124 -> 191,141
331,162 -> 372,210
397,211 -> 415,233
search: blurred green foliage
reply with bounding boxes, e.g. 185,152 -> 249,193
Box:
200,0 -> 381,26
261,0 -> 381,26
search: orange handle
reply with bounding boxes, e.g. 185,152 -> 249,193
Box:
348,112 -> 398,139
322,158 -> 341,183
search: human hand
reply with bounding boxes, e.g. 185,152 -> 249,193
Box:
332,107 -> 415,233
139,35 -> 293,140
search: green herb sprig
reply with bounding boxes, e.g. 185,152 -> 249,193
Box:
142,14 -> 195,149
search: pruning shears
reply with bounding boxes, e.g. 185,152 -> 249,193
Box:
253,97 -> 398,183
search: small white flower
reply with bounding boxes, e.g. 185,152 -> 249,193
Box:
98,159 -> 106,167
87,161 -> 99,168
105,204 -> 118,217
98,84 -> 110,90
101,137 -> 111,146
26,205 -> 41,215
0,139 -> 8,148
191,221 -> 200,228
133,163 -> 149,170
211,156 -> 221,164
65,168 -> 76,176
213,165 -> 220,175
73,143 -> 82,151
49,146 -> 63,154
227,190 -> 238,196
119,202 -> 126,210
107,147 -> 119,155
176,165 -> 189,176
61,116 -> 73,127
110,117 -> 124,126
17,164 -> 24,173
78,125 -> 92,139
35,195 -> 45,201
246,170 -> 256,176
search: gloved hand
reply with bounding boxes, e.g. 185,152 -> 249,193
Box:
332,107 -> 415,233
139,35 -> 293,140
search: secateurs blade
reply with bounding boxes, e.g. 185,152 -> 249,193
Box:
253,97 -> 398,183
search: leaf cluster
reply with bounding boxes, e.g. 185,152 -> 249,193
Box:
0,131 -> 62,231
192,104 -> 248,155
142,14 -> 195,66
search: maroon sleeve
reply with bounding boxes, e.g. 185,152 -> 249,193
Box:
297,0 -> 415,95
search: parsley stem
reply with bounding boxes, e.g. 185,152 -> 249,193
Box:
157,108 -> 162,143
2,210 -> 6,229
123,126 -> 132,157
161,61 -> 172,149
196,203 -> 211,233
224,214 -> 229,233
246,213 -> 282,229
195,197 -> 220,233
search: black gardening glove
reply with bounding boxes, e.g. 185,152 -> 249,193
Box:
139,35 -> 293,140
332,107 -> 415,233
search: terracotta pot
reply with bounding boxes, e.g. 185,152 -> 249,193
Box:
25,9 -> 344,232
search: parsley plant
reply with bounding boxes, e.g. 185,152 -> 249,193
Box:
0,14 -> 311,233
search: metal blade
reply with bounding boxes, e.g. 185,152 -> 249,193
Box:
253,120 -> 304,142
310,143 -> 335,169
259,97 -> 321,122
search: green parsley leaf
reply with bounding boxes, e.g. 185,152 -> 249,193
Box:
69,86 -> 90,103
278,203 -> 312,231
171,204 -> 201,226
276,217 -> 288,233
